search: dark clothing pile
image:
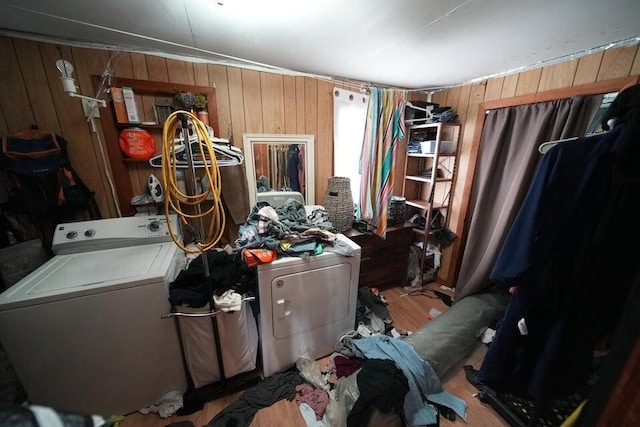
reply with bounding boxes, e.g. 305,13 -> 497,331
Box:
348,359 -> 409,427
208,371 -> 304,427
169,250 -> 257,309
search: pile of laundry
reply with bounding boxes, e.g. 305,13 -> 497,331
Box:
163,287 -> 467,427
235,198 -> 355,260
168,248 -> 258,309
190,334 -> 467,427
353,287 -> 393,337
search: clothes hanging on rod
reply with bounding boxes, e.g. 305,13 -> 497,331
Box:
149,135 -> 244,168
478,83 -> 640,402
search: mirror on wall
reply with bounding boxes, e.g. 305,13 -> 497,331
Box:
242,133 -> 315,207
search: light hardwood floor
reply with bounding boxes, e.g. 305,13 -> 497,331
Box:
122,283 -> 509,426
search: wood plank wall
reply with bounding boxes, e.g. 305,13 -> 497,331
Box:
420,42 -> 640,286
0,36 -> 355,219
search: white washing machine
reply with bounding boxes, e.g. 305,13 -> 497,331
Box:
257,233 -> 361,377
0,215 -> 187,416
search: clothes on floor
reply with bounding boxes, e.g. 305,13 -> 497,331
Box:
357,287 -> 391,324
294,384 -> 329,420
138,389 -> 183,418
348,358 -> 409,427
208,371 -> 304,427
335,336 -> 366,359
334,354 -> 364,379
352,335 -> 467,426
298,402 -> 328,427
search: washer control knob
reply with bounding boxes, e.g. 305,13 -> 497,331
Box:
84,229 -> 95,238
66,231 -> 78,240
148,220 -> 162,232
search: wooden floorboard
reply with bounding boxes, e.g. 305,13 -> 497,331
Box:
122,283 -> 508,426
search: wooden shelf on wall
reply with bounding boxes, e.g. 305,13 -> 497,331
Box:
92,75 -> 219,217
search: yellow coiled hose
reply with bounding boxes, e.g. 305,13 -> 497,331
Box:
161,110 -> 225,253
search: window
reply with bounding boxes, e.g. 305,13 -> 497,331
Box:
333,88 -> 369,216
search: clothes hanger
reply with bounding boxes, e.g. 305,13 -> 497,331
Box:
149,135 -> 244,168
538,136 -> 578,154
537,131 -> 610,154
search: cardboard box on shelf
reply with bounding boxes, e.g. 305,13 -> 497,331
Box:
122,86 -> 140,124
111,87 -> 128,124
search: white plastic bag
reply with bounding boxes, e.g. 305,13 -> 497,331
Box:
296,347 -> 329,390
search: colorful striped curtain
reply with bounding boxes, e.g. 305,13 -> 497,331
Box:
359,87 -> 406,237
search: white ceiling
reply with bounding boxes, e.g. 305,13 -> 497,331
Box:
0,0 -> 638,90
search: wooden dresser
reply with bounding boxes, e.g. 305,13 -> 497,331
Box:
345,223 -> 414,288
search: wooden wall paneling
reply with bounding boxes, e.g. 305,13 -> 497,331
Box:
69,46 -> 117,218
431,90 -> 447,106
514,67 -> 542,96
0,37 -> 34,133
573,51 -> 605,86
209,65 -> 232,139
145,56 -> 169,82
484,77 -> 504,102
43,44 -> 122,219
537,59 -> 579,92
129,53 -> 149,80
596,44 -> 638,82
142,57 -> 170,205
316,80 -> 334,203
226,67 -> 246,145
260,73 -> 285,134
439,82 -> 485,285
295,77 -> 306,134
445,86 -> 462,107
500,74 -> 519,99
303,78 -> 319,201
193,63 -> 210,87
113,53 -> 134,79
283,75 -> 297,134
13,39 -> 60,134
241,69 -> 264,133
447,83 -> 472,226
477,76 -> 640,111
166,58 -> 195,85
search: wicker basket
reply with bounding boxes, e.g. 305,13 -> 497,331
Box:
387,195 -> 406,226
323,176 -> 354,232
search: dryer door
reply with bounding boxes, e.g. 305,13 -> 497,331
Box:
271,263 -> 352,339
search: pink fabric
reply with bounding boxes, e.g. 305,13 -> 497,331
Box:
294,384 -> 329,420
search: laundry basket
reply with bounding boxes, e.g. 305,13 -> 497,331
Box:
323,176 -> 354,232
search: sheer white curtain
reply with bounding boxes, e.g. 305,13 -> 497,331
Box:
333,88 -> 369,217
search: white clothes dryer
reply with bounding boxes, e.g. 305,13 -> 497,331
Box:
257,233 -> 361,377
0,215 -> 187,416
